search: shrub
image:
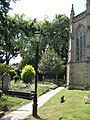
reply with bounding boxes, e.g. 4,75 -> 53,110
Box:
15,68 -> 21,78
13,75 -> 20,83
21,65 -> 36,84
0,64 -> 14,76
9,70 -> 17,80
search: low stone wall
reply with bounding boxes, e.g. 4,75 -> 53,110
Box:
5,90 -> 34,100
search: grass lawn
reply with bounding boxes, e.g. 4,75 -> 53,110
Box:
26,89 -> 90,120
0,95 -> 30,113
0,81 -> 56,113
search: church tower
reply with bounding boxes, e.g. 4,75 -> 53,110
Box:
67,0 -> 90,89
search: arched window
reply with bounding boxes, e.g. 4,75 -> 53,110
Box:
76,24 -> 86,61
83,32 -> 86,59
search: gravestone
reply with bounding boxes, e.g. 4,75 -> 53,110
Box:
87,91 -> 90,98
42,75 -> 45,84
60,95 -> 65,103
84,91 -> 90,104
2,73 -> 11,91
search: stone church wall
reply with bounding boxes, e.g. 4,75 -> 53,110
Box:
67,1 -> 90,89
67,61 -> 90,89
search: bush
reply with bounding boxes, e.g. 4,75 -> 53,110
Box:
0,64 -> 14,76
9,70 -> 17,80
15,68 -> 21,77
21,65 -> 36,84
13,75 -> 20,82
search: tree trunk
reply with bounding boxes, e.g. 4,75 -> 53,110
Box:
6,51 -> 9,65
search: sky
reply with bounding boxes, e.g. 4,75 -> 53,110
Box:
9,0 -> 86,21
9,0 -> 86,64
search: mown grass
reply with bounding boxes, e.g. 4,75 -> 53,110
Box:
0,94 -> 30,113
0,81 -> 56,113
26,89 -> 90,120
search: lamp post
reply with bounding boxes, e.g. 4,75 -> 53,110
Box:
32,27 -> 41,117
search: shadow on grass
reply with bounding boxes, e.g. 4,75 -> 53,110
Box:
34,115 -> 47,120
58,117 -> 63,120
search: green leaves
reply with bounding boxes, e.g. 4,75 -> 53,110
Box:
0,14 -> 36,64
38,14 -> 69,64
51,14 -> 69,62
38,49 -> 65,78
0,63 -> 14,76
21,65 -> 36,84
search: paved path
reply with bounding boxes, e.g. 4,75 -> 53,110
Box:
1,87 -> 64,120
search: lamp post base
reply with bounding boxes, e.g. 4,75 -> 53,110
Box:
32,94 -> 38,117
32,103 -> 38,117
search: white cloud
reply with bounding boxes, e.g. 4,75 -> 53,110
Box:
9,0 -> 86,21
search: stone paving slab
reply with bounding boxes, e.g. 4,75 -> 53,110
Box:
1,87 -> 64,120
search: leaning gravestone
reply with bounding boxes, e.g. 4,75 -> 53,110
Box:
84,91 -> 90,104
2,73 -> 11,91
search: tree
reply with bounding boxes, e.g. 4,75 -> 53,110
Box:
37,14 -> 69,64
54,58 -> 65,81
18,14 -> 69,72
50,14 -> 69,63
38,49 -> 65,79
0,14 -> 36,64
0,0 -> 19,14
0,0 -> 17,63
0,0 -> 18,64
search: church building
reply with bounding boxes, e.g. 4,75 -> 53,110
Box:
67,0 -> 90,89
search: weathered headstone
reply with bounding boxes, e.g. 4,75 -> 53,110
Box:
87,91 -> 90,98
2,73 -> 11,91
60,95 -> 65,103
42,75 -> 45,84
84,91 -> 90,104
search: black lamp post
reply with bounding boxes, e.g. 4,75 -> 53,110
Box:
32,27 -> 41,117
